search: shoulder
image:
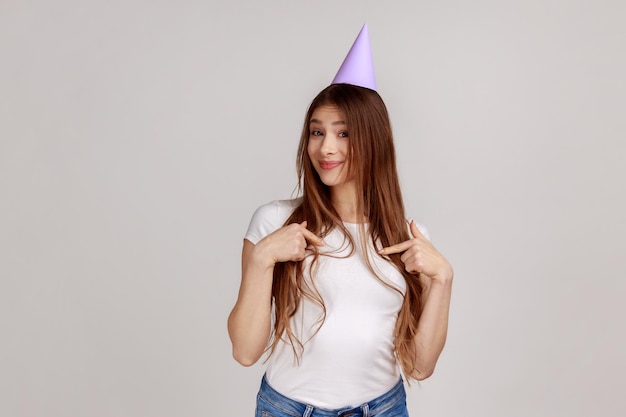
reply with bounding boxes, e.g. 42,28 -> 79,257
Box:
253,198 -> 301,220
244,198 -> 302,244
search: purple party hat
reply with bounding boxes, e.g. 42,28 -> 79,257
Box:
331,23 -> 377,91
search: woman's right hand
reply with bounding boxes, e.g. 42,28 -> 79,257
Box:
254,221 -> 325,265
228,221 -> 324,366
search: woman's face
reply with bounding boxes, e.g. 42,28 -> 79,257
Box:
307,105 -> 354,189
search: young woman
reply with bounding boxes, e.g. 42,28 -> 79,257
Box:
228,26 -> 453,417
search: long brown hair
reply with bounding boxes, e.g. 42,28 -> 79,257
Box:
269,83 -> 424,381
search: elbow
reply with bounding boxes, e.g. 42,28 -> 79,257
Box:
233,356 -> 258,367
405,362 -> 435,381
414,367 -> 435,381
232,349 -> 261,367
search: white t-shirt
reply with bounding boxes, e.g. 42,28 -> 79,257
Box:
244,199 -> 428,408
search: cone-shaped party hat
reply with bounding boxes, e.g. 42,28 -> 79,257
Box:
331,23 -> 377,90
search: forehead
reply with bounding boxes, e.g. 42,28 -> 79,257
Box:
310,105 -> 346,124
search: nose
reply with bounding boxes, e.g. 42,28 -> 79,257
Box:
320,135 -> 337,155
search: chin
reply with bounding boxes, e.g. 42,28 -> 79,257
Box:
318,177 -> 342,187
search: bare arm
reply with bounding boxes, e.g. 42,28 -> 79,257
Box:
227,239 -> 275,366
227,221 -> 324,366
379,220 -> 453,379
412,271 -> 453,379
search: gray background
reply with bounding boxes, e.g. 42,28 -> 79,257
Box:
1,0 -> 624,416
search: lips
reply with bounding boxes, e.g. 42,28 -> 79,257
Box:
319,161 -> 343,170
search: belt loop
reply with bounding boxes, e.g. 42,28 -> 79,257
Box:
303,404 -> 314,417
362,403 -> 369,417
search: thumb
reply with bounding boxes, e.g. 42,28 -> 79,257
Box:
410,219 -> 424,238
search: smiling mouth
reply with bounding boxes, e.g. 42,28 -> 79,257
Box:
319,161 -> 343,170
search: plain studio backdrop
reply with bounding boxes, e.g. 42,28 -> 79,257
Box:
1,1 -> 624,416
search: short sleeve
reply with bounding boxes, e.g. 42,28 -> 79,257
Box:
244,199 -> 299,245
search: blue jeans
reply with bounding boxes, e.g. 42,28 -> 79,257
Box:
255,375 -> 409,417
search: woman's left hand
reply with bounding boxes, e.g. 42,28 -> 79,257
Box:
378,220 -> 453,282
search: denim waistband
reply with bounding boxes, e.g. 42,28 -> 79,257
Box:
257,375 -> 406,417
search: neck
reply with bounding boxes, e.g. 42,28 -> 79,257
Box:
330,183 -> 365,223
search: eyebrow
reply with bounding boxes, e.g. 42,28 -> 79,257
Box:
309,118 -> 346,126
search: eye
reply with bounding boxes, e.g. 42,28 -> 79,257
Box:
338,131 -> 349,138
310,129 -> 323,137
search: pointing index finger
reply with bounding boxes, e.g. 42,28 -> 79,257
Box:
304,229 -> 325,246
299,223 -> 325,246
378,240 -> 412,255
